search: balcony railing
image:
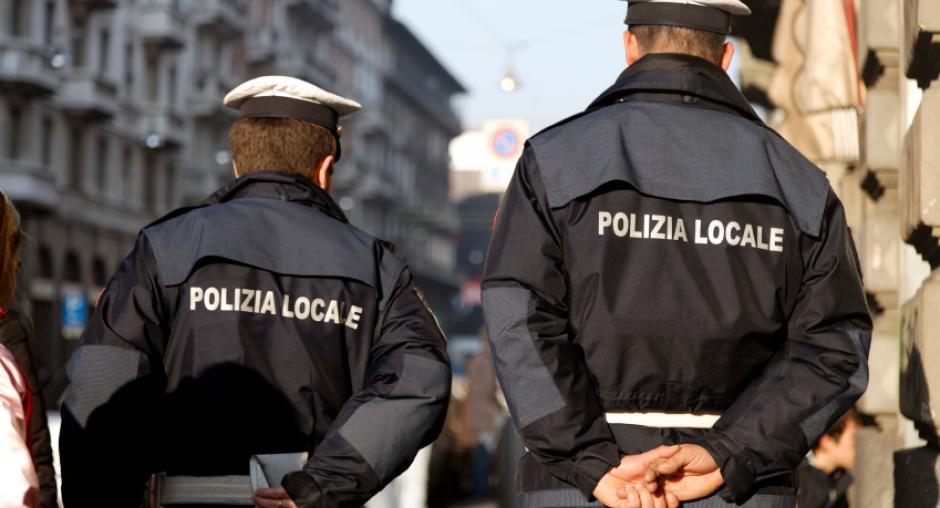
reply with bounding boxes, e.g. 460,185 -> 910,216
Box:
137,0 -> 186,49
191,0 -> 248,38
59,71 -> 118,119
0,37 -> 59,95
0,159 -> 59,211
138,103 -> 185,149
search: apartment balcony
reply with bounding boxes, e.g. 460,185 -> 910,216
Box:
138,104 -> 185,149
137,0 -> 186,50
0,159 -> 59,211
0,37 -> 58,95
284,0 -> 339,32
58,71 -> 118,119
191,0 -> 247,39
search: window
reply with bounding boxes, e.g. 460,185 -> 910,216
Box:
99,29 -> 110,75
71,16 -> 86,68
10,0 -> 25,37
168,64 -> 177,109
38,245 -> 54,280
165,163 -> 175,210
68,124 -> 84,188
44,1 -> 55,46
96,134 -> 109,194
63,251 -> 82,283
92,257 -> 108,287
144,155 -> 156,210
124,43 -> 134,93
8,105 -> 22,160
145,55 -> 158,102
122,144 -> 134,203
41,115 -> 53,166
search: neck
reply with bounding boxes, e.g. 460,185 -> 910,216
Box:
812,451 -> 839,474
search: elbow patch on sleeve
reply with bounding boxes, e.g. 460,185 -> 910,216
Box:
337,354 -> 450,482
63,345 -> 141,427
799,328 -> 871,443
482,287 -> 566,429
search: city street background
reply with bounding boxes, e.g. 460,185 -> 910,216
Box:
2,0 -> 940,507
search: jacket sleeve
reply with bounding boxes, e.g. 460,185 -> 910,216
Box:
59,234 -> 168,507
283,264 -> 451,508
481,146 -> 621,499
0,314 -> 58,508
696,190 -> 872,501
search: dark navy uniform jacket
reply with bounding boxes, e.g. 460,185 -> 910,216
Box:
60,172 -> 451,508
483,54 -> 871,506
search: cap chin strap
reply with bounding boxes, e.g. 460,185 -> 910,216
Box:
626,2 -> 733,34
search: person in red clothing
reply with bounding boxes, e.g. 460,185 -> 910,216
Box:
0,189 -> 39,508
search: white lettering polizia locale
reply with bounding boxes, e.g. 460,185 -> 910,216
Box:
188,287 -> 364,330
598,211 -> 784,253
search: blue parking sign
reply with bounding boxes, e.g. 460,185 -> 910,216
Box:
62,288 -> 88,340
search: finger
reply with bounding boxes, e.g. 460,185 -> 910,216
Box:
617,484 -> 630,499
652,490 -> 668,508
637,445 -> 681,462
651,456 -> 684,476
623,486 -> 641,508
636,483 -> 656,508
610,466 -> 633,481
254,487 -> 291,499
666,492 -> 680,508
252,496 -> 278,508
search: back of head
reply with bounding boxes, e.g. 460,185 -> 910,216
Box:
630,24 -> 726,64
0,190 -> 21,311
228,118 -> 336,180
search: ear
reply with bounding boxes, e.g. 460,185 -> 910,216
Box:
720,41 -> 735,71
315,155 -> 335,191
817,434 -> 835,452
625,30 -> 642,65
232,160 -> 240,178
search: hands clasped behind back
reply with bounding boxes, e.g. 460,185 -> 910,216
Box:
604,444 -> 724,507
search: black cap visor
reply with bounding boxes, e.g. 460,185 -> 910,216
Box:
625,3 -> 733,35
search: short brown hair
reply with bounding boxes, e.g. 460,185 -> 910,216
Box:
229,117 -> 335,178
0,190 -> 22,310
816,408 -> 861,448
630,25 -> 726,64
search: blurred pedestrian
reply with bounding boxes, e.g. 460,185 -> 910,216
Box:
483,1 -> 871,507
465,336 -> 499,497
59,76 -> 451,508
0,189 -> 39,507
0,190 -> 58,507
796,409 -> 861,508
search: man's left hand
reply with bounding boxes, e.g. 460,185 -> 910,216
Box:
253,487 -> 298,508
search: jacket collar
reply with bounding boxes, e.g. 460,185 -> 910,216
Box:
588,53 -> 761,123
204,171 -> 349,223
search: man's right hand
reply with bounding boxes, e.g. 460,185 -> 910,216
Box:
649,444 -> 724,501
594,446 -> 681,508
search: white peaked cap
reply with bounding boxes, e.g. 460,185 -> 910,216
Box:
224,76 -> 361,160
224,76 -> 361,117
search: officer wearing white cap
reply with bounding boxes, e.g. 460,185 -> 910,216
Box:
484,2 -> 870,508
60,76 -> 451,508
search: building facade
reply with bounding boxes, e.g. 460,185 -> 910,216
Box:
0,0 -> 463,394
735,1 -> 940,505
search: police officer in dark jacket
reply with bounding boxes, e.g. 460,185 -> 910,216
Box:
483,1 -> 872,507
60,76 -> 452,508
